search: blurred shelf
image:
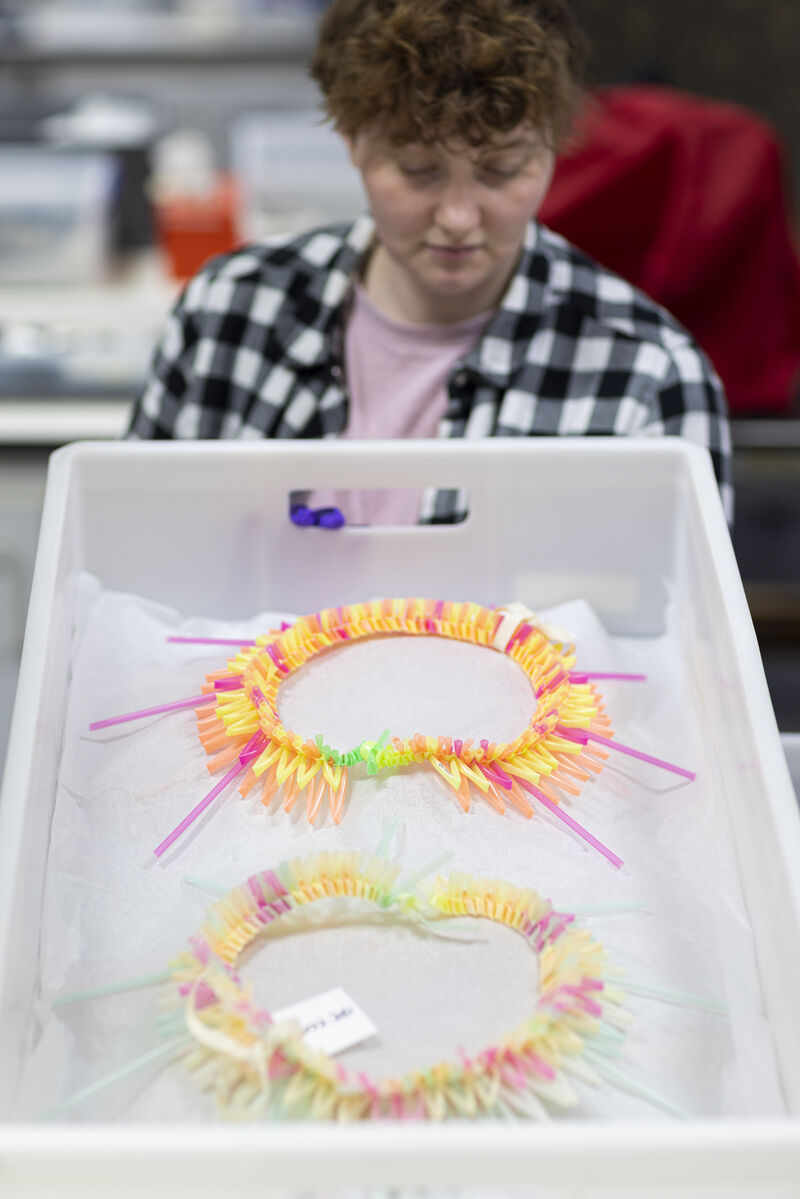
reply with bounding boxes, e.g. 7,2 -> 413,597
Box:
0,253 -> 178,426
0,11 -> 317,65
731,418 -> 800,450
0,399 -> 130,445
0,251 -> 178,327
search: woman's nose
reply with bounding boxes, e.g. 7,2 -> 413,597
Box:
434,184 -> 480,239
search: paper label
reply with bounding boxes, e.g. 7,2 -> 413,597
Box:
271,987 -> 378,1056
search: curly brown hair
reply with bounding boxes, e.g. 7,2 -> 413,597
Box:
310,0 -> 587,150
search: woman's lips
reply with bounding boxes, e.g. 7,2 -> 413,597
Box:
426,243 -> 482,260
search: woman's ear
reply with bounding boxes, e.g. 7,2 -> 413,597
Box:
531,149 -> 557,218
342,132 -> 360,169
542,149 -> 556,193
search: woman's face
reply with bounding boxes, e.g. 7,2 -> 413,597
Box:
348,126 -> 555,322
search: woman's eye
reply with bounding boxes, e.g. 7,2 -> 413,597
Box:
399,163 -> 437,178
480,163 -> 521,180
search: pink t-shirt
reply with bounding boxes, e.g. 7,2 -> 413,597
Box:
310,285 -> 493,526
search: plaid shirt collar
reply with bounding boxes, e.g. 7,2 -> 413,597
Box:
131,210 -> 733,522
273,215 -> 553,386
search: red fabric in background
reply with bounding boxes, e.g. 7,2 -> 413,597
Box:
539,86 -> 800,414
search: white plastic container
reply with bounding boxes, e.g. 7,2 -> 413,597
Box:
1,438 -> 799,1196
0,147 -> 116,284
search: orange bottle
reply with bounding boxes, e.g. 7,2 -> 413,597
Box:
150,130 -> 241,280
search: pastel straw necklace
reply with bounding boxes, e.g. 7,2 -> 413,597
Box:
50,848 -> 718,1122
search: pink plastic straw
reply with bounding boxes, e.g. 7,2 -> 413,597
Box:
167,636 -> 258,647
568,672 -> 647,682
481,763 -> 515,789
588,730 -> 696,780
89,693 -> 215,731
153,761 -> 247,858
556,725 -> 695,781
153,733 -> 264,858
515,777 -> 624,869
214,677 -> 243,691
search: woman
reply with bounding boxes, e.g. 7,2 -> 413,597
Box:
127,0 -> 732,525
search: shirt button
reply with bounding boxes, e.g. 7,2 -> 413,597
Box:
453,368 -> 469,387
330,364 -> 343,380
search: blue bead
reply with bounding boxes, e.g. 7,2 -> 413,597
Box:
316,507 -> 346,530
290,505 -> 316,527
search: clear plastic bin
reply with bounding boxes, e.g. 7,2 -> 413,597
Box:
0,438 -> 799,1196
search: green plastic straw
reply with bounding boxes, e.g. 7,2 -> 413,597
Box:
622,977 -> 728,1015
53,971 -> 171,1007
569,901 -> 647,917
40,1034 -> 193,1120
183,873 -> 229,897
583,1048 -> 690,1120
397,850 -> 454,893
156,1011 -> 186,1037
375,817 -> 400,860
586,1027 -> 626,1057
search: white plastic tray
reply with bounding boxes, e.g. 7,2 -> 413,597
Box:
1,438 -> 799,1196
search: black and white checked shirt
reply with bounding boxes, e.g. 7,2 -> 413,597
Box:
128,215 -> 733,523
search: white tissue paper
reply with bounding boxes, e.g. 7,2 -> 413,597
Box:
13,576 -> 784,1122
